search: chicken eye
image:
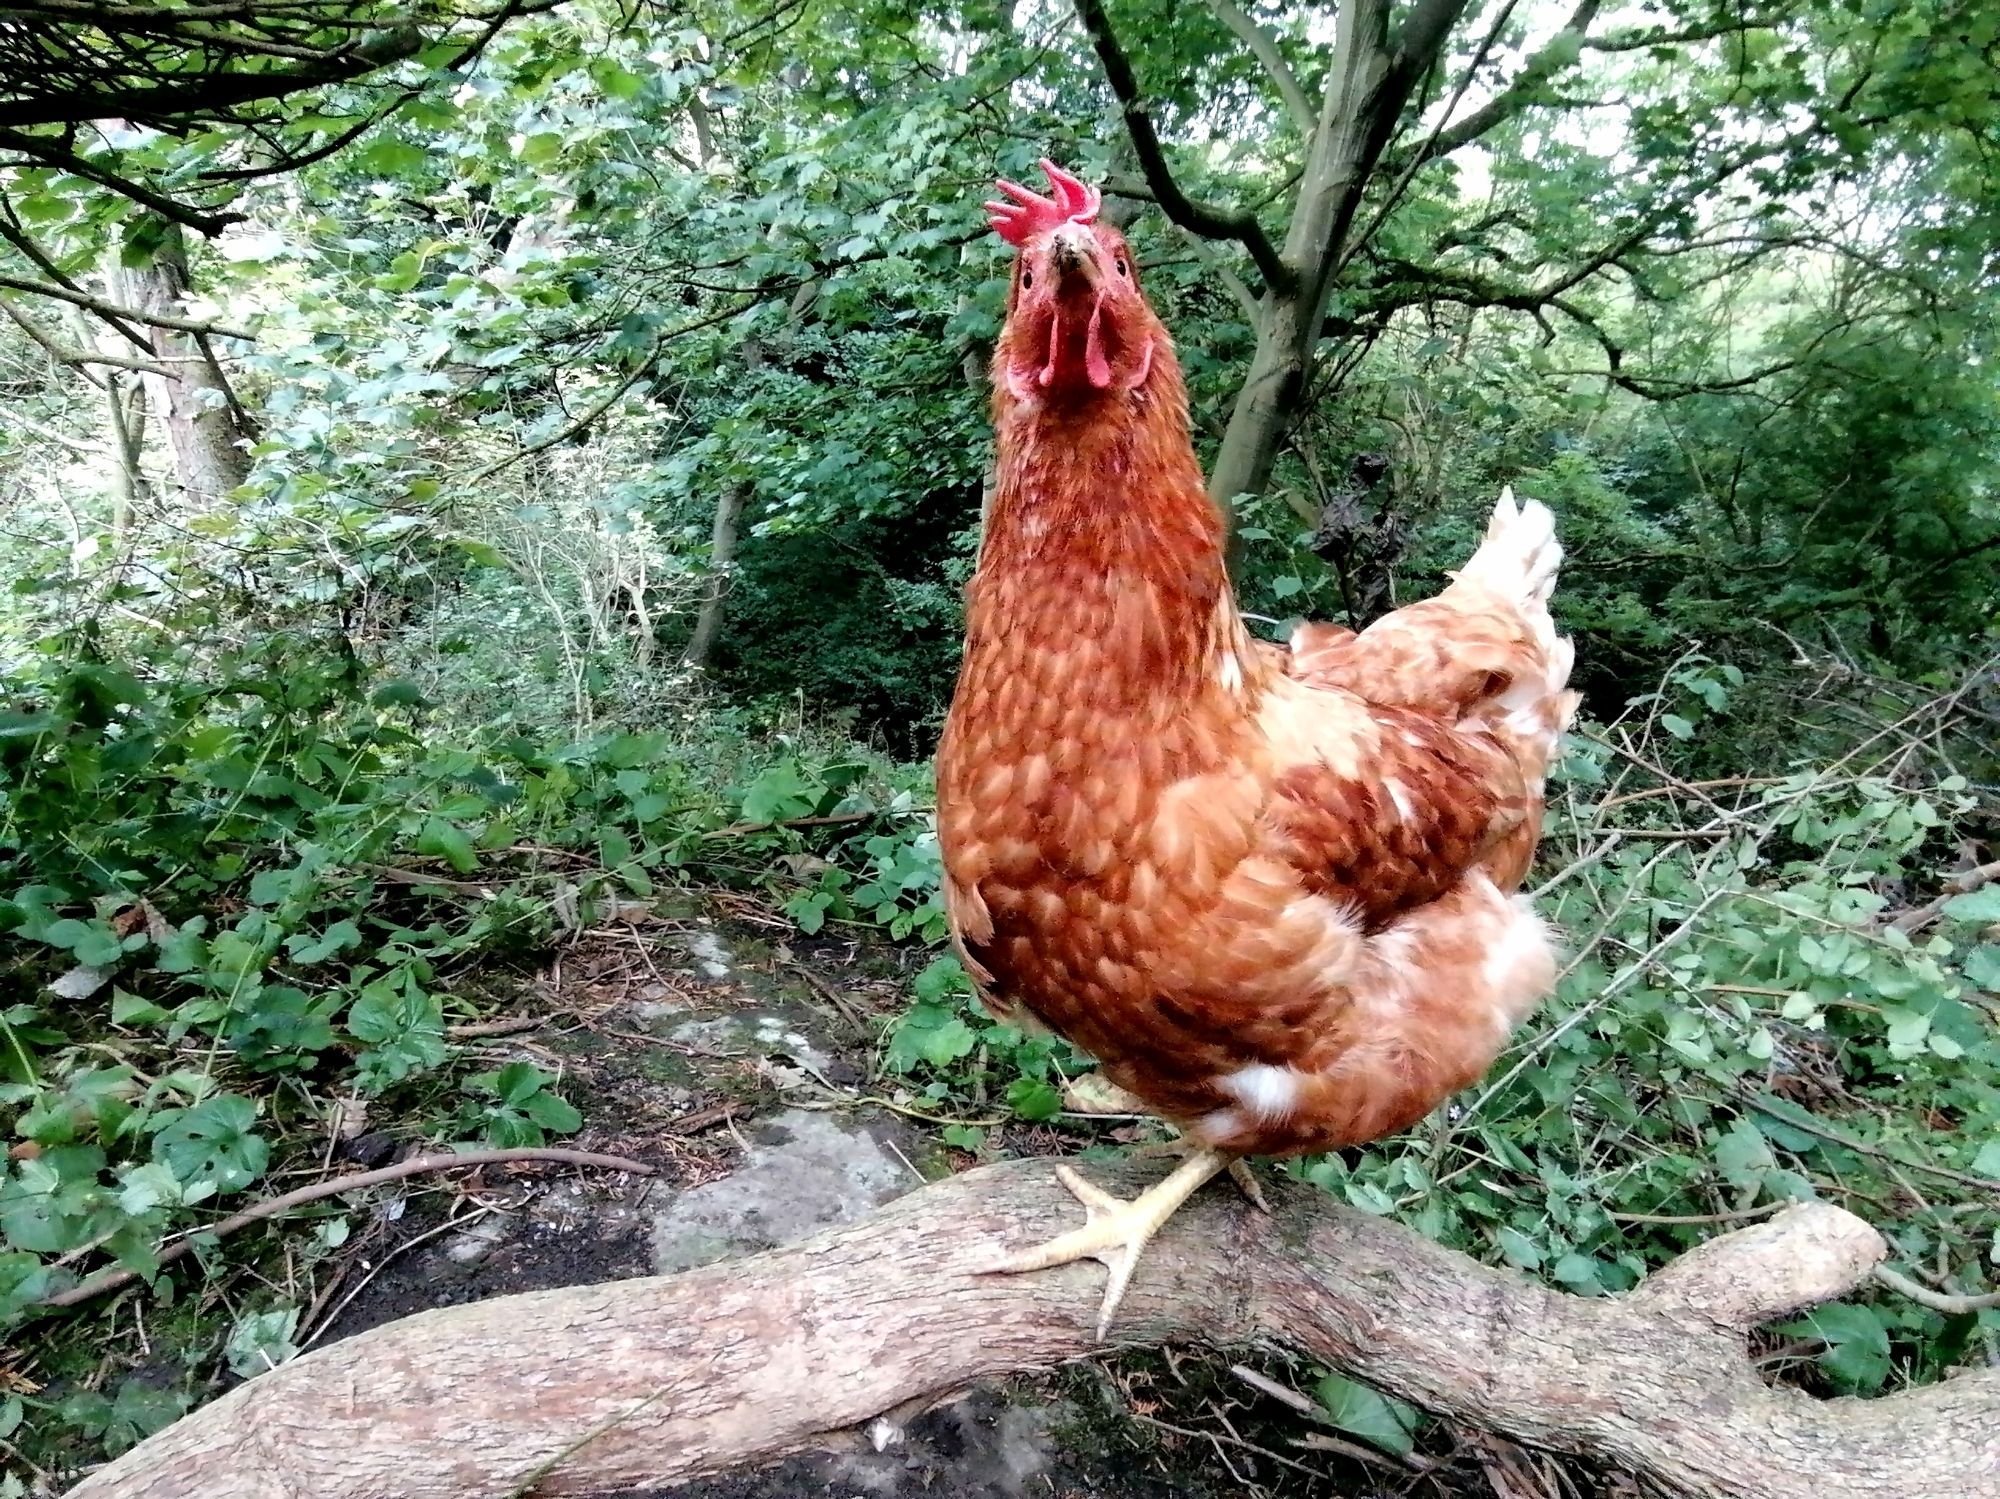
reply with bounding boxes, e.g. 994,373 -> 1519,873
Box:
1021,269 -> 1034,289
1116,258 -> 1129,277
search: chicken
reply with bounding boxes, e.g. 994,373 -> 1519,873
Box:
935,161 -> 1579,1336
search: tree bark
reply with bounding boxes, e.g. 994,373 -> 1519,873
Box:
111,221 -> 252,510
66,1158 -> 2000,1499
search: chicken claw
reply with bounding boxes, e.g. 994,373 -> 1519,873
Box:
980,1146 -> 1234,1338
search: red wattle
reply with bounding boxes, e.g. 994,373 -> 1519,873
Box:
1039,304 -> 1061,388
1085,295 -> 1112,389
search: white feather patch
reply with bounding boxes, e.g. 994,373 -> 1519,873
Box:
1215,1063 -> 1305,1121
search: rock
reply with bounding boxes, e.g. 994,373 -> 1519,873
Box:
443,1211 -> 517,1265
682,929 -> 735,980
647,1109 -> 912,1273
667,1013 -> 837,1077
343,1131 -> 398,1168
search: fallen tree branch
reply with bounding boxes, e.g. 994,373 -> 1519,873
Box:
66,1159 -> 1998,1499
39,1147 -> 654,1312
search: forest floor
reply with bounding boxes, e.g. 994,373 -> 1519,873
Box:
294,896 -> 1633,1499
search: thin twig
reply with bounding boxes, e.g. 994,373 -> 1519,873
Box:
1870,1266 -> 2000,1315
446,1016 -> 547,1040
1228,1363 -> 1320,1415
1609,1200 -> 1788,1226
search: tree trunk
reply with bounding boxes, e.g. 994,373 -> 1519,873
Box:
683,480 -> 745,671
112,221 -> 252,509
66,1158 -> 2000,1499
1202,0 -> 1470,521
100,373 -> 146,535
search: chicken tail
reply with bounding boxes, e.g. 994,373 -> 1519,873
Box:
1448,486 -> 1580,753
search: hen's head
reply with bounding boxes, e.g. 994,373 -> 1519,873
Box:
987,160 -> 1157,402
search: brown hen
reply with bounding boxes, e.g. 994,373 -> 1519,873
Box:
936,161 -> 1579,1335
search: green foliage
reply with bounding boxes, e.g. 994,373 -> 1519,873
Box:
1313,1373 -> 1422,1458
456,1062 -> 584,1146
1288,713 -> 2000,1396
883,956 -> 1085,1131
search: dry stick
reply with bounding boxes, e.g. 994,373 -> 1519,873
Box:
1871,1266 -> 2000,1316
1228,1362 -> 1320,1415
1609,1200 -> 1789,1226
702,810 -> 880,839
446,1016 -> 548,1040
39,1148 -> 654,1311
1596,776 -> 1787,811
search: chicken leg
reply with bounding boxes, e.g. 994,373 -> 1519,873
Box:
980,1145 -> 1238,1338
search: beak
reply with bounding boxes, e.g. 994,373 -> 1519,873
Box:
1049,224 -> 1103,292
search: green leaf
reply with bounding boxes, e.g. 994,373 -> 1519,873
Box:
1494,1226 -> 1543,1270
1551,1252 -> 1600,1289
1659,713 -> 1695,740
370,680 -> 428,709
225,1306 -> 300,1379
590,59 -> 647,99
1941,886 -> 2000,924
785,891 -> 828,934
1780,1302 -> 1890,1393
287,920 -> 361,964
355,137 -> 429,177
493,1062 -> 544,1106
1313,1375 -> 1419,1456
151,1094 -> 269,1193
1005,1077 -> 1061,1121
519,132 -> 564,167
1964,946 -> 2000,990
522,1090 -> 581,1134
419,818 -> 478,874
111,989 -> 170,1027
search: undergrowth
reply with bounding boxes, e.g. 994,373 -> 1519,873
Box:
4,623 -> 1996,1475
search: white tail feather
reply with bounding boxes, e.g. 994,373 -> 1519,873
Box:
1454,486 -> 1563,608
1456,487 -> 1579,745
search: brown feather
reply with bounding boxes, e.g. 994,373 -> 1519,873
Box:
936,215 -> 1576,1161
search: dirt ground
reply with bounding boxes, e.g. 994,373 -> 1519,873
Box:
305,901 -> 1628,1499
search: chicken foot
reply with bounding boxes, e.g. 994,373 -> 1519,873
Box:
980,1145 -> 1240,1338
1063,1073 -> 1268,1209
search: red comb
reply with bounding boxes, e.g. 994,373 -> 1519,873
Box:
984,158 -> 1102,246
